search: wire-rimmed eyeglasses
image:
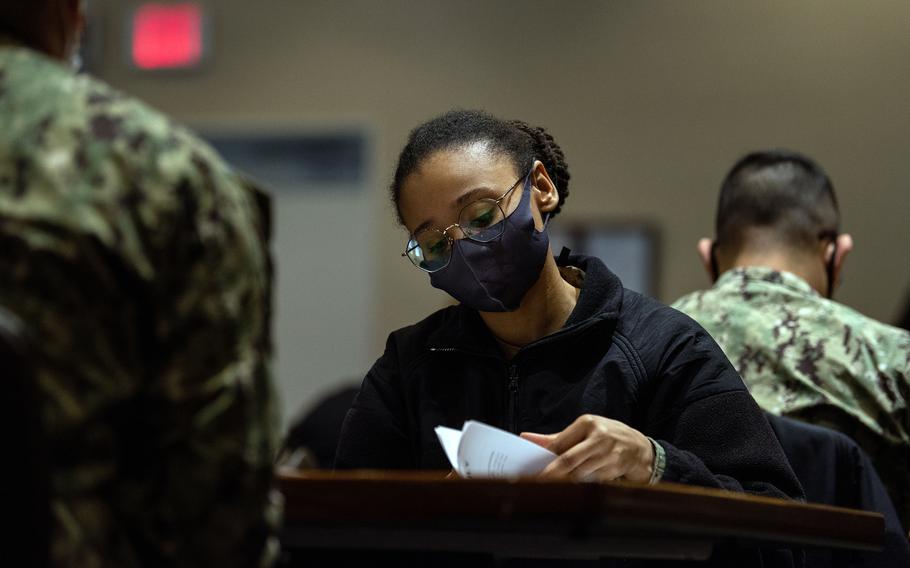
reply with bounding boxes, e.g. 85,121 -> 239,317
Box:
402,171 -> 529,273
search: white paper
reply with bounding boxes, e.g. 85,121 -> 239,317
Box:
434,425 -> 462,470
434,420 -> 556,478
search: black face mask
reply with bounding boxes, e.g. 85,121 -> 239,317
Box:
428,175 -> 550,312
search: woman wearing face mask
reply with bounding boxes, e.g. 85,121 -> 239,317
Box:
336,111 -> 801,509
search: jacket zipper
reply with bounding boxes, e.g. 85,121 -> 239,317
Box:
508,363 -> 519,433
430,346 -> 522,433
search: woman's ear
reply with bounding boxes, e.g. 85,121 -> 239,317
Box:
530,160 -> 559,214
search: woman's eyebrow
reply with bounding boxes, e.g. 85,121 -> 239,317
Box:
412,220 -> 433,236
454,187 -> 493,208
412,186 -> 495,236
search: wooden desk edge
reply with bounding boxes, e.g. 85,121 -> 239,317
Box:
278,470 -> 884,551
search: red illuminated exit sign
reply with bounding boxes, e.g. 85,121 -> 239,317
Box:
130,2 -> 208,70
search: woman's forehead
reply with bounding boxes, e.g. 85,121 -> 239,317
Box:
399,145 -> 519,230
404,144 -> 517,195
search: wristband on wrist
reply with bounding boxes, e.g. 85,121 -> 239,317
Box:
646,436 -> 666,485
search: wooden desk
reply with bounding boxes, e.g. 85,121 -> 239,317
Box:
279,470 -> 883,561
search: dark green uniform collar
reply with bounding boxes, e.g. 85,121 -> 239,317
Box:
0,33 -> 26,49
716,266 -> 818,297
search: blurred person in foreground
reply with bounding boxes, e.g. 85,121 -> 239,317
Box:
0,1 -> 280,566
672,149 -> 910,528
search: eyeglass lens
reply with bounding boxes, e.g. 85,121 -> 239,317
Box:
405,199 -> 508,272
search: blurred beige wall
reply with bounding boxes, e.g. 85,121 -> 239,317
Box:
91,0 -> 910,371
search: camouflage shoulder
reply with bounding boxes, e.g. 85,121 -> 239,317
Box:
828,300 -> 910,356
670,290 -> 695,311
71,75 -> 232,178
6,48 -> 241,186
670,288 -> 712,315
2,45 -> 257,176
1,48 -> 267,278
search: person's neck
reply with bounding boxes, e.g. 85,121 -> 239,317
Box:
725,250 -> 826,295
479,254 -> 580,353
0,32 -> 64,59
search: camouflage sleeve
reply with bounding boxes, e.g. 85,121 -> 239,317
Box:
0,147 -> 280,567
117,159 -> 281,567
0,213 -> 152,565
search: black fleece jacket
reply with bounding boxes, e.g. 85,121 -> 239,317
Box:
336,254 -> 803,503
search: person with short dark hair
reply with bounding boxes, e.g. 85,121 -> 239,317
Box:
673,149 -> 910,528
336,110 -> 804,566
0,1 -> 280,566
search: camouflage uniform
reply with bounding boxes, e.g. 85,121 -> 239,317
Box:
0,37 -> 281,567
673,267 -> 910,527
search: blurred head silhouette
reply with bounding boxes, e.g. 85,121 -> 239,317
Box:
0,0 -> 85,61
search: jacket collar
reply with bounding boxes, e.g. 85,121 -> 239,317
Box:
716,266 -> 818,298
426,254 -> 624,354
563,254 -> 624,326
0,33 -> 27,50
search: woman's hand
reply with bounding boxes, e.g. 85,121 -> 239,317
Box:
521,414 -> 655,483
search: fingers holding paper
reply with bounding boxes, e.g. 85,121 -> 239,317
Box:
520,414 -> 655,484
